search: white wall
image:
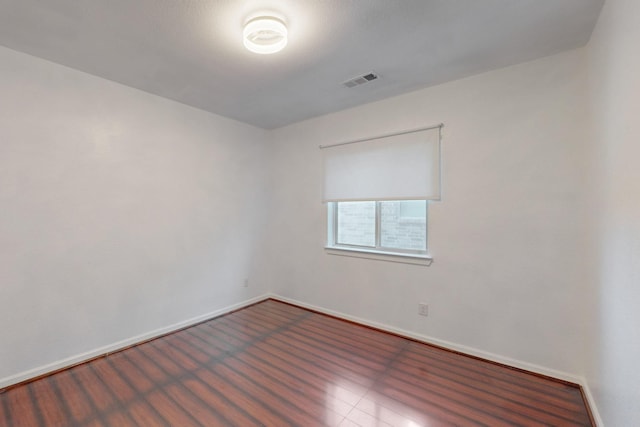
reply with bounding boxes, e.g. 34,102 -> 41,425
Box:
0,46 -> 271,384
264,49 -> 592,378
586,0 -> 640,424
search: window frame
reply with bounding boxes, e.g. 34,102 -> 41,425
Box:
326,200 -> 431,261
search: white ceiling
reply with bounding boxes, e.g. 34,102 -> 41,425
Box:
0,0 -> 604,129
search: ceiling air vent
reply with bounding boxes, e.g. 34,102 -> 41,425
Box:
342,72 -> 379,88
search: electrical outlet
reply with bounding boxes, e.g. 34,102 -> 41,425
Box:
418,303 -> 428,317
243,279 -> 249,288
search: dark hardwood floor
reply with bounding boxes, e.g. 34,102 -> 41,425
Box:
0,299 -> 593,426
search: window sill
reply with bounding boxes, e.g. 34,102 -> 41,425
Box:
324,246 -> 433,266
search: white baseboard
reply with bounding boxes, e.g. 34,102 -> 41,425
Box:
0,294 -> 270,390
270,294 -> 603,426
579,379 -> 604,426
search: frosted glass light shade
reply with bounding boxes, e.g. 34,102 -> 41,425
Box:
243,17 -> 288,54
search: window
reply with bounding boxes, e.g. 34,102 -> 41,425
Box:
327,200 -> 428,257
321,124 -> 441,261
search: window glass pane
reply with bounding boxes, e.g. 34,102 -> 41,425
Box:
399,200 -> 426,218
380,200 -> 426,251
336,201 -> 376,247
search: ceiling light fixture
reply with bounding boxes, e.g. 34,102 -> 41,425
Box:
243,16 -> 288,54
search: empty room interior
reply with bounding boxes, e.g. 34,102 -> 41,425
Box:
0,0 -> 638,426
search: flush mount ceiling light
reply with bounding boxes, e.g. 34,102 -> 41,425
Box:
243,16 -> 288,54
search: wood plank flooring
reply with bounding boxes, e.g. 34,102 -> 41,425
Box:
0,299 -> 593,426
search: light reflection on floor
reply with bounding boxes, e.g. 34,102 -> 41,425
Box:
326,380 -> 432,426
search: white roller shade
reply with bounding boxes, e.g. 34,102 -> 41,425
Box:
322,126 -> 441,202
